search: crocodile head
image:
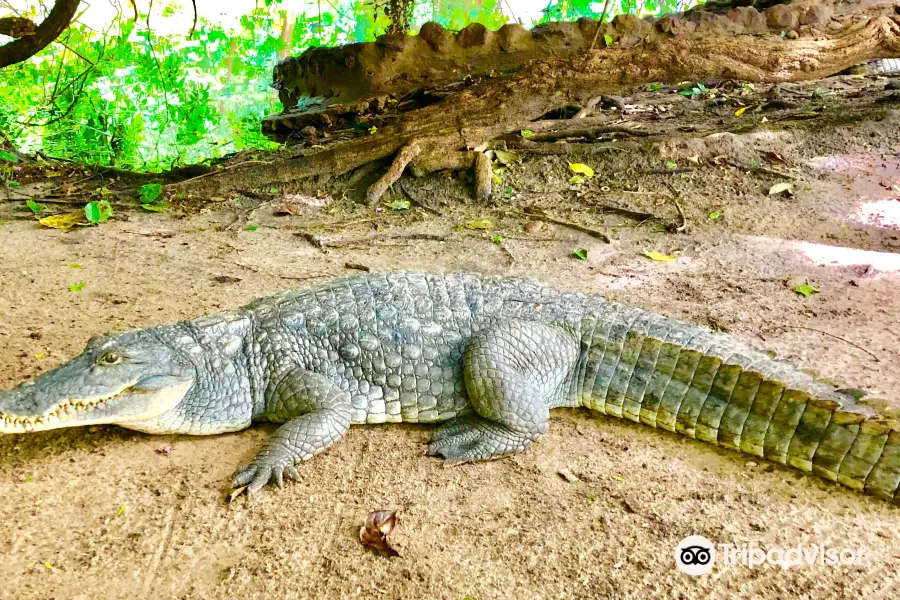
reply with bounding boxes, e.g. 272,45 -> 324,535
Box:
0,330 -> 195,434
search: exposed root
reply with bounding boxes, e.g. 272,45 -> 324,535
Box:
366,139 -> 424,205
473,152 -> 492,201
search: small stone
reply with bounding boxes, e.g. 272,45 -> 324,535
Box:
557,468 -> 580,483
785,30 -> 799,40
300,125 -> 316,136
746,461 -> 758,468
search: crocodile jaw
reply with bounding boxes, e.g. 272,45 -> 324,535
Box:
0,379 -> 193,434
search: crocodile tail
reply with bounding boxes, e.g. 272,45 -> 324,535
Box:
576,304 -> 900,503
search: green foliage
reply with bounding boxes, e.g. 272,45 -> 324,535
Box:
3,0 -> 694,172
139,182 -> 163,204
26,199 -> 46,214
85,200 -> 113,224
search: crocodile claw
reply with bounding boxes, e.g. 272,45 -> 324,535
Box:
231,444 -> 301,495
426,414 -> 537,463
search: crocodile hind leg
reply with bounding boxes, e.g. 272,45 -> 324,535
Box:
427,320 -> 578,462
233,369 -> 351,494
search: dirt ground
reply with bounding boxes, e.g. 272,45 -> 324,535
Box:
2,82 -> 900,600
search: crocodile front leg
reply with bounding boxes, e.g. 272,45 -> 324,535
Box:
428,320 -> 579,462
233,369 -> 351,494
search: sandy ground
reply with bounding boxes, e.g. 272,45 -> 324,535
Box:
1,102 -> 900,599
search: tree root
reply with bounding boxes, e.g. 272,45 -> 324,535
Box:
366,139 -> 423,204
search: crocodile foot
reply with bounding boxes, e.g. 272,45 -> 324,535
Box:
426,413 -> 539,463
232,443 -> 302,495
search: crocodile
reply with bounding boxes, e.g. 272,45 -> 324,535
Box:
0,271 -> 897,503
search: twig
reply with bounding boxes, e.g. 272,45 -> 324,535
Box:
663,183 -> 688,233
295,230 -> 326,250
507,139 -> 626,155
167,161 -> 273,187
588,0 -> 612,50
366,139 -> 423,205
188,0 -> 198,38
725,160 -> 793,180
763,325 -> 880,363
508,210 -> 611,243
574,96 -> 603,119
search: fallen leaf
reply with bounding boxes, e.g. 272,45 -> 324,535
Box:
569,163 -> 595,178
68,282 -> 86,292
708,211 -> 724,221
493,149 -> 520,166
766,151 -> 788,164
523,220 -> 544,233
794,283 -> 820,297
520,129 -> 535,139
573,248 -> 588,260
642,250 -> 677,262
66,263 -> 83,269
359,510 -> 400,557
390,199 -> 410,211
734,105 -> 749,116
213,275 -> 242,284
227,486 -> 248,503
464,218 -> 494,230
686,155 -> 700,165
569,175 -> 586,185
116,505 -> 126,517
39,211 -> 87,230
768,182 -> 794,196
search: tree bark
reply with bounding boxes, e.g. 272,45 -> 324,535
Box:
0,0 -> 80,69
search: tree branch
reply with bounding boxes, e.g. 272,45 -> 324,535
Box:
0,0 -> 81,69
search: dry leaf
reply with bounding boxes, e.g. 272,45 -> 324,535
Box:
359,510 -> 400,557
464,218 -> 494,230
568,163 -> 595,178
766,151 -> 788,164
39,211 -> 86,230
227,486 -> 248,503
768,182 -> 794,196
642,250 -> 677,262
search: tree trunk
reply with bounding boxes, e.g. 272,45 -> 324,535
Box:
214,14 -> 900,202
0,0 -> 80,69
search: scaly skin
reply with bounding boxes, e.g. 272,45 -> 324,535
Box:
0,271 -> 897,502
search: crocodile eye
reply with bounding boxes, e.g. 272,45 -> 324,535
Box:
98,351 -> 121,365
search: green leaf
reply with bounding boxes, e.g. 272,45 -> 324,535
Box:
493,150 -> 520,166
464,218 -> 494,230
7,181 -> 20,187
389,199 -> 410,211
26,199 -> 46,214
244,224 -> 258,231
0,150 -> 18,163
84,200 -> 112,224
642,250 -> 677,262
492,234 -> 504,245
66,263 -> 84,269
708,211 -> 723,221
69,282 -> 86,292
603,34 -> 614,47
116,505 -> 127,517
141,202 -> 167,212
573,248 -> 588,260
794,283 -> 820,297
665,161 -> 677,170
569,175 -> 586,185
368,125 -> 378,135
138,183 -> 162,205
520,129 -> 535,139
